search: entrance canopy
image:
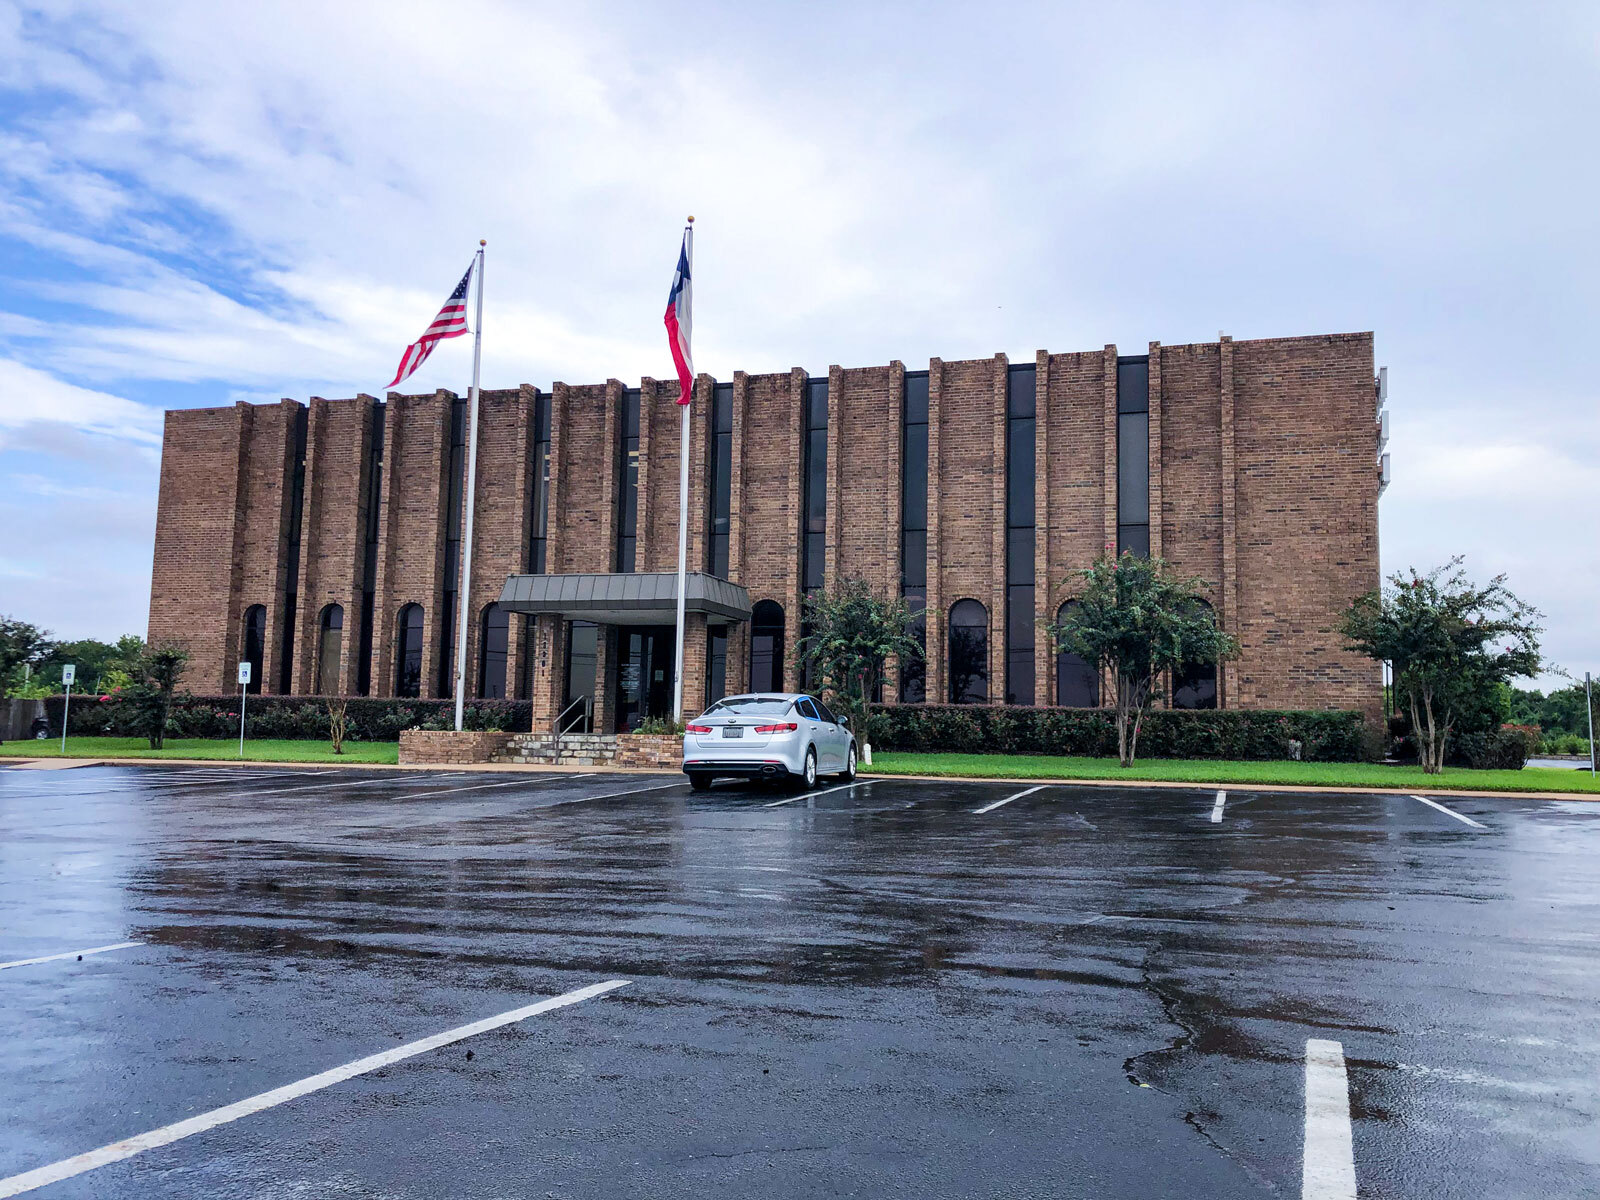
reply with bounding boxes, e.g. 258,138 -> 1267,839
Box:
497,571 -> 752,626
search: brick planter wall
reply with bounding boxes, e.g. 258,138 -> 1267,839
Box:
399,729 -> 516,765
612,734 -> 684,770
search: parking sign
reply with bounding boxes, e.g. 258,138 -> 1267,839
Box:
62,664 -> 75,686
238,661 -> 252,686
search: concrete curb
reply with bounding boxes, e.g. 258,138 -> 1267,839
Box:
860,771 -> 1600,803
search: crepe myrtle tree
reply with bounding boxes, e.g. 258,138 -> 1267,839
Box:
1342,558 -> 1542,774
122,642 -> 191,750
1048,551 -> 1238,767
795,577 -> 924,753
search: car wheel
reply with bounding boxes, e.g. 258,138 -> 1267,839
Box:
840,743 -> 857,782
801,746 -> 818,790
688,774 -> 712,792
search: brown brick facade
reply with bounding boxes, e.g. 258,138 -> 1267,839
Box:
148,331 -> 1383,723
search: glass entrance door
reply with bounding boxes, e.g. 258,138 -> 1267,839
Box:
615,625 -> 675,731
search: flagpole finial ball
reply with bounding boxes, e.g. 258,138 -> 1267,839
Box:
687,215 -> 694,223
479,239 -> 487,246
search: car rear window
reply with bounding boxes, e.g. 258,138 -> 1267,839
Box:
705,696 -> 794,716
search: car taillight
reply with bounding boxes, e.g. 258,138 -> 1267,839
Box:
754,722 -> 799,733
685,723 -> 713,734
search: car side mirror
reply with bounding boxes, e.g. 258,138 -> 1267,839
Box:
838,715 -> 849,727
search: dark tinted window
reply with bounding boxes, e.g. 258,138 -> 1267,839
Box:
317,604 -> 343,696
1172,599 -> 1218,709
1055,601 -> 1099,707
530,391 -> 550,574
948,599 -> 988,704
707,627 -> 727,703
1005,365 -> 1036,705
617,388 -> 640,572
1116,356 -> 1150,555
801,378 -> 828,620
242,605 -> 266,695
708,383 -> 733,577
813,698 -> 837,723
797,697 -> 820,721
900,372 -> 930,703
478,603 -> 508,699
396,604 -> 424,698
750,600 -> 785,693
358,401 -> 384,694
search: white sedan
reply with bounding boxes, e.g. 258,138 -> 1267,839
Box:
682,693 -> 858,791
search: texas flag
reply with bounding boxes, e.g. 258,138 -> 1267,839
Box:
663,223 -> 693,405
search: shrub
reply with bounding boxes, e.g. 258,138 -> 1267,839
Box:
631,716 -> 685,735
42,694 -> 534,741
865,705 -> 1368,761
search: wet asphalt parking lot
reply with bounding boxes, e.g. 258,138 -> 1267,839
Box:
1,765 -> 1597,1198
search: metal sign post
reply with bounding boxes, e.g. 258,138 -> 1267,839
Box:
1586,672 -> 1595,776
237,662 -> 251,759
60,664 -> 74,754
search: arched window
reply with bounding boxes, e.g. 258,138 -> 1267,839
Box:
242,605 -> 266,695
1055,601 -> 1099,708
316,604 -> 344,695
396,604 -> 424,698
1172,599 -> 1219,710
948,599 -> 988,704
478,603 -> 509,699
749,600 -> 785,693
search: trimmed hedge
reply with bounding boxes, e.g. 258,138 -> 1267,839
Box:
863,705 -> 1369,762
42,694 -> 533,741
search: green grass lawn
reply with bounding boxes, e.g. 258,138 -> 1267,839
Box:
0,737 -> 400,765
866,752 -> 1600,795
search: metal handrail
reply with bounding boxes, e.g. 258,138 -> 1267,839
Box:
554,696 -> 591,739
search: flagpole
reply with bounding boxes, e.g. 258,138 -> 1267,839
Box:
672,218 -> 694,723
454,240 -> 486,733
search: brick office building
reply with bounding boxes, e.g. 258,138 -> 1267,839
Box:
147,331 -> 1385,731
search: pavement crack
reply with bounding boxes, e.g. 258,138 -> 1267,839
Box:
679,1144 -> 830,1162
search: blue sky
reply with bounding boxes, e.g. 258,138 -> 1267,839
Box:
1,1 -> 1595,690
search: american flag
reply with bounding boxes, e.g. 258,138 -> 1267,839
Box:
386,262 -> 474,390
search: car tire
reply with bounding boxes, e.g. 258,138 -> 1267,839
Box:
839,743 -> 857,782
800,746 -> 818,790
688,774 -> 712,792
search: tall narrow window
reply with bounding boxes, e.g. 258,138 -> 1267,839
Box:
242,605 -> 266,696
706,627 -> 728,705
1005,365 -> 1036,704
529,390 -> 550,573
279,406 -> 307,694
800,378 -> 827,688
1172,599 -> 1218,709
1054,601 -> 1099,707
316,604 -> 343,695
439,398 -> 466,695
396,604 -> 424,698
357,402 -> 384,695
1116,356 -> 1150,556
899,371 -> 928,703
478,603 -> 508,699
708,382 -> 733,577
617,388 -> 640,572
749,600 -> 785,693
948,600 -> 988,704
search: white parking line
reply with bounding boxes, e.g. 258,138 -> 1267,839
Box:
1410,794 -> 1487,830
0,942 -> 141,972
1302,1037 -> 1358,1200
972,785 -> 1045,814
0,979 -> 631,1198
557,779 -> 682,805
1210,790 -> 1227,823
763,780 -> 870,808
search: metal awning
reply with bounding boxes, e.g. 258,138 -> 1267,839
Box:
497,571 -> 752,625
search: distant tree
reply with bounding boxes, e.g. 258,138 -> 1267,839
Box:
37,637 -> 142,693
1342,559 -> 1541,774
0,616 -> 56,703
795,578 -> 925,745
1048,552 -> 1238,767
122,643 -> 190,750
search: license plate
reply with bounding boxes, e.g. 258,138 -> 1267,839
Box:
721,726 -> 744,738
